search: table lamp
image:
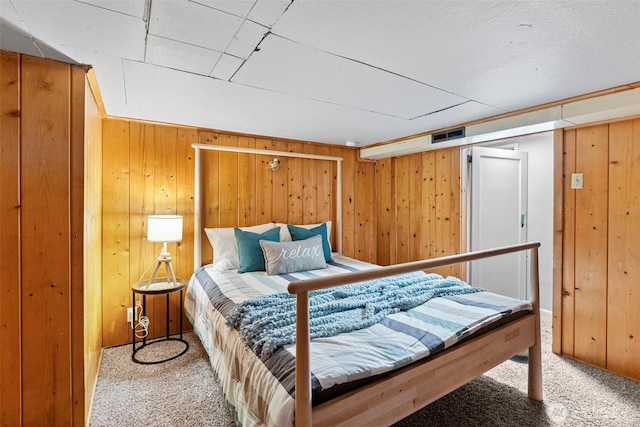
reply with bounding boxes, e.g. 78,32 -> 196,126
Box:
146,214 -> 183,289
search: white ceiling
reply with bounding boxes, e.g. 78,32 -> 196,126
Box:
1,0 -> 639,146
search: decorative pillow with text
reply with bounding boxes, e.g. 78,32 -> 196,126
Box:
260,235 -> 327,276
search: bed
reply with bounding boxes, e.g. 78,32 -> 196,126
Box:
186,144 -> 542,427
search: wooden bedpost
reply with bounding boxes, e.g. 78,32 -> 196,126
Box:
295,291 -> 312,426
528,245 -> 543,400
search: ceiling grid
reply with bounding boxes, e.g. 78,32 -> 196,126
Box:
1,0 -> 638,145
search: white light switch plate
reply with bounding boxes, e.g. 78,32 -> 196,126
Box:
571,173 -> 584,189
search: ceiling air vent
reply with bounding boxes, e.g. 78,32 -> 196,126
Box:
432,126 -> 465,143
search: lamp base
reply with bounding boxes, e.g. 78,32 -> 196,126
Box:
145,255 -> 179,289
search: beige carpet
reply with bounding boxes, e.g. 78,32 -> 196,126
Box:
89,314 -> 640,426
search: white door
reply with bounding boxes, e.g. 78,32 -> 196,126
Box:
468,146 -> 528,299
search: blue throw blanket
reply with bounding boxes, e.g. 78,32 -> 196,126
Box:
226,271 -> 484,359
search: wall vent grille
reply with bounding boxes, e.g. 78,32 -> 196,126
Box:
432,127 -> 465,143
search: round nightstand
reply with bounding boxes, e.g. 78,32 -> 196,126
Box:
131,278 -> 189,364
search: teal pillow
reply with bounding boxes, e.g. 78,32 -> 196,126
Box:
234,227 -> 280,273
287,223 -> 333,263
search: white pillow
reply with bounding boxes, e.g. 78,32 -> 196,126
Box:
204,223 -> 275,271
275,221 -> 332,246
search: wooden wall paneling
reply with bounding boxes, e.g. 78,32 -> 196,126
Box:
256,138 -> 274,225
552,129 -> 564,354
395,156 -> 411,263
271,140 -> 289,223
315,147 -> 336,247
20,55 -> 73,425
176,127 -> 197,276
355,156 -> 376,263
218,133 -> 239,227
102,119 -> 132,347
449,147 -> 462,279
301,143 -> 319,225
434,149 -> 455,277
561,129 -> 576,356
573,125 -> 609,368
176,127 -> 197,329
135,124 -> 159,337
287,142 -> 304,225
422,152 -> 437,264
458,151 -> 468,277
69,64 -> 86,426
127,122 -> 153,337
607,119 -> 640,379
237,136 -> 257,226
339,148 -> 355,258
199,132 -> 220,264
375,158 -> 394,265
0,50 -> 21,426
152,125 -> 181,337
334,147 -> 347,251
408,154 -> 423,262
83,75 -> 103,420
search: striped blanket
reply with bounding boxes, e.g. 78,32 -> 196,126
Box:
226,271 -> 483,358
185,254 -> 532,427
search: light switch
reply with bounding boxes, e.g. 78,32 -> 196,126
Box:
571,173 -> 584,189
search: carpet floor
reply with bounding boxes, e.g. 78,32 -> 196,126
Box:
89,314 -> 640,426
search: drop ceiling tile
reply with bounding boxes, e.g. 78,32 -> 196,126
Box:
119,60 -> 418,145
189,0 -> 291,26
6,0 -> 146,62
273,1 -> 640,111
79,0 -> 146,19
247,0 -> 291,27
145,35 -> 222,75
232,34 -> 467,119
0,31 -> 43,59
225,19 -> 269,59
148,0 -> 242,52
120,58 -> 504,146
408,101 -> 505,135
190,0 -> 254,19
80,52 -> 128,115
210,53 -> 244,80
0,1 -> 25,36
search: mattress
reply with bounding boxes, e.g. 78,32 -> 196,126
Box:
184,253 -> 532,427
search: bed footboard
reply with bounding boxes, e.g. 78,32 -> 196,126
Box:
288,242 -> 542,427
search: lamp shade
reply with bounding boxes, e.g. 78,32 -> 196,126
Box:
147,215 -> 183,243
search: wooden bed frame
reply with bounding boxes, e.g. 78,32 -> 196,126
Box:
289,241 -> 542,426
191,143 -> 542,426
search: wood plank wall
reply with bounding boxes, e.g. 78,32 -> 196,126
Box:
376,148 -> 464,279
101,120 -> 377,347
0,51 -> 89,426
558,117 -> 640,381
83,74 -> 103,421
0,49 -> 21,427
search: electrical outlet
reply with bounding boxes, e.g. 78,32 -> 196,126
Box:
127,307 -> 133,323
